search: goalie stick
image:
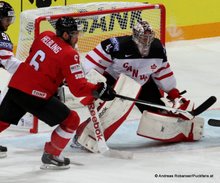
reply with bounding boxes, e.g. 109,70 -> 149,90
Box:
208,119 -> 220,127
114,93 -> 217,119
88,103 -> 133,160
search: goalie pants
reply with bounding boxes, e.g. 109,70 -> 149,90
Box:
104,73 -> 165,113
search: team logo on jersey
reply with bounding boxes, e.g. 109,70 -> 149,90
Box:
151,64 -> 157,70
70,64 -> 81,74
105,44 -> 112,53
109,37 -> 119,51
32,90 -> 47,98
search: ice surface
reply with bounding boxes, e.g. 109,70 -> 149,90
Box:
1,37 -> 220,183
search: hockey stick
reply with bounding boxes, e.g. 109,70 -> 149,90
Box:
88,103 -> 133,159
208,119 -> 220,127
114,93 -> 216,119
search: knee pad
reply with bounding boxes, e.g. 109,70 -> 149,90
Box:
61,110 -> 80,132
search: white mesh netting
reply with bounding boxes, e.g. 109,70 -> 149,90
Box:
16,2 -> 165,61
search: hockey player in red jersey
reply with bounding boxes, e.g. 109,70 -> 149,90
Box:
71,20 -> 203,151
0,1 -> 21,158
0,16 -> 115,169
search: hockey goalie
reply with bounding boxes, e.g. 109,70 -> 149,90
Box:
70,20 -> 205,153
69,71 -> 204,153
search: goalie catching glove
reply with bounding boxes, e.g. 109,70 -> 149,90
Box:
93,82 -> 116,101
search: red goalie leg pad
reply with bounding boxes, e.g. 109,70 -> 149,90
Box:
104,103 -> 135,141
139,123 -> 195,143
168,123 -> 195,142
44,111 -> 80,156
75,118 -> 90,137
0,121 -> 10,132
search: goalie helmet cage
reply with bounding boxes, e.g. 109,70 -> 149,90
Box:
16,2 -> 166,133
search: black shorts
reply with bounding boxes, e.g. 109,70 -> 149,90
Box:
104,73 -> 164,113
0,88 -> 70,126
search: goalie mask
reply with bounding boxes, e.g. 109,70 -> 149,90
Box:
132,21 -> 155,57
0,1 -> 15,28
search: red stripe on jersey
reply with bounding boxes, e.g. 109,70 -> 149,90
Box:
0,55 -> 11,60
155,63 -> 170,73
85,54 -> 106,70
94,48 -> 112,63
155,72 -> 174,80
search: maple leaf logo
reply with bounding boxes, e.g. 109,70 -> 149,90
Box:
151,64 -> 157,70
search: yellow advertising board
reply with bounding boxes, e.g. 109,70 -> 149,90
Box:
2,0 -> 220,51
21,0 -> 66,11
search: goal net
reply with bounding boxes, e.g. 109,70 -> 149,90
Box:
16,2 -> 166,133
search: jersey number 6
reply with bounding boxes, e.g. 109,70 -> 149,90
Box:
30,50 -> 45,71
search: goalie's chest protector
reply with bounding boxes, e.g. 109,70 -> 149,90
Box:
105,36 -> 167,86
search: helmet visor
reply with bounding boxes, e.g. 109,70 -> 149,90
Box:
69,23 -> 83,37
2,16 -> 15,24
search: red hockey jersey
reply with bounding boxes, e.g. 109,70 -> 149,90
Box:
9,31 -> 98,101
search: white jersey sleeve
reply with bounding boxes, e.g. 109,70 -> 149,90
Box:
0,50 -> 21,74
0,31 -> 21,74
82,43 -> 113,75
151,61 -> 177,93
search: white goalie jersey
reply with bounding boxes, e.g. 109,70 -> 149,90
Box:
82,35 -> 177,93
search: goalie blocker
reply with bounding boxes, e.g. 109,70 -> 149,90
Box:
76,73 -> 204,152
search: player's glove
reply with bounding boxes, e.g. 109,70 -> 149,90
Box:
167,88 -> 194,111
93,82 -> 116,101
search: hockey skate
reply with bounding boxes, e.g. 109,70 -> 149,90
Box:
0,145 -> 7,158
70,134 -> 86,150
40,152 -> 70,170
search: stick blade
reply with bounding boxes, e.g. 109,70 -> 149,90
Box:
102,149 -> 134,160
208,119 -> 220,127
192,96 -> 217,116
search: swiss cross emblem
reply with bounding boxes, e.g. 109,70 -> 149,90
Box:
151,64 -> 157,70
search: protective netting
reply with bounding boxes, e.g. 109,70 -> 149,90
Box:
16,2 -> 165,61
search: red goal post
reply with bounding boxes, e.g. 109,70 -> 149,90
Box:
16,2 -> 166,133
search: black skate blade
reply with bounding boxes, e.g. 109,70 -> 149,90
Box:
40,164 -> 70,170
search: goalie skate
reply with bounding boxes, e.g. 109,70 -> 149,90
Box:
0,145 -> 7,158
40,152 -> 70,170
70,134 -> 88,151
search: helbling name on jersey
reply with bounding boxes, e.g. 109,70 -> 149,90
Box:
41,35 -> 62,54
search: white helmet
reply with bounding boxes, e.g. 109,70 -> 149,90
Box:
132,21 -> 155,57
